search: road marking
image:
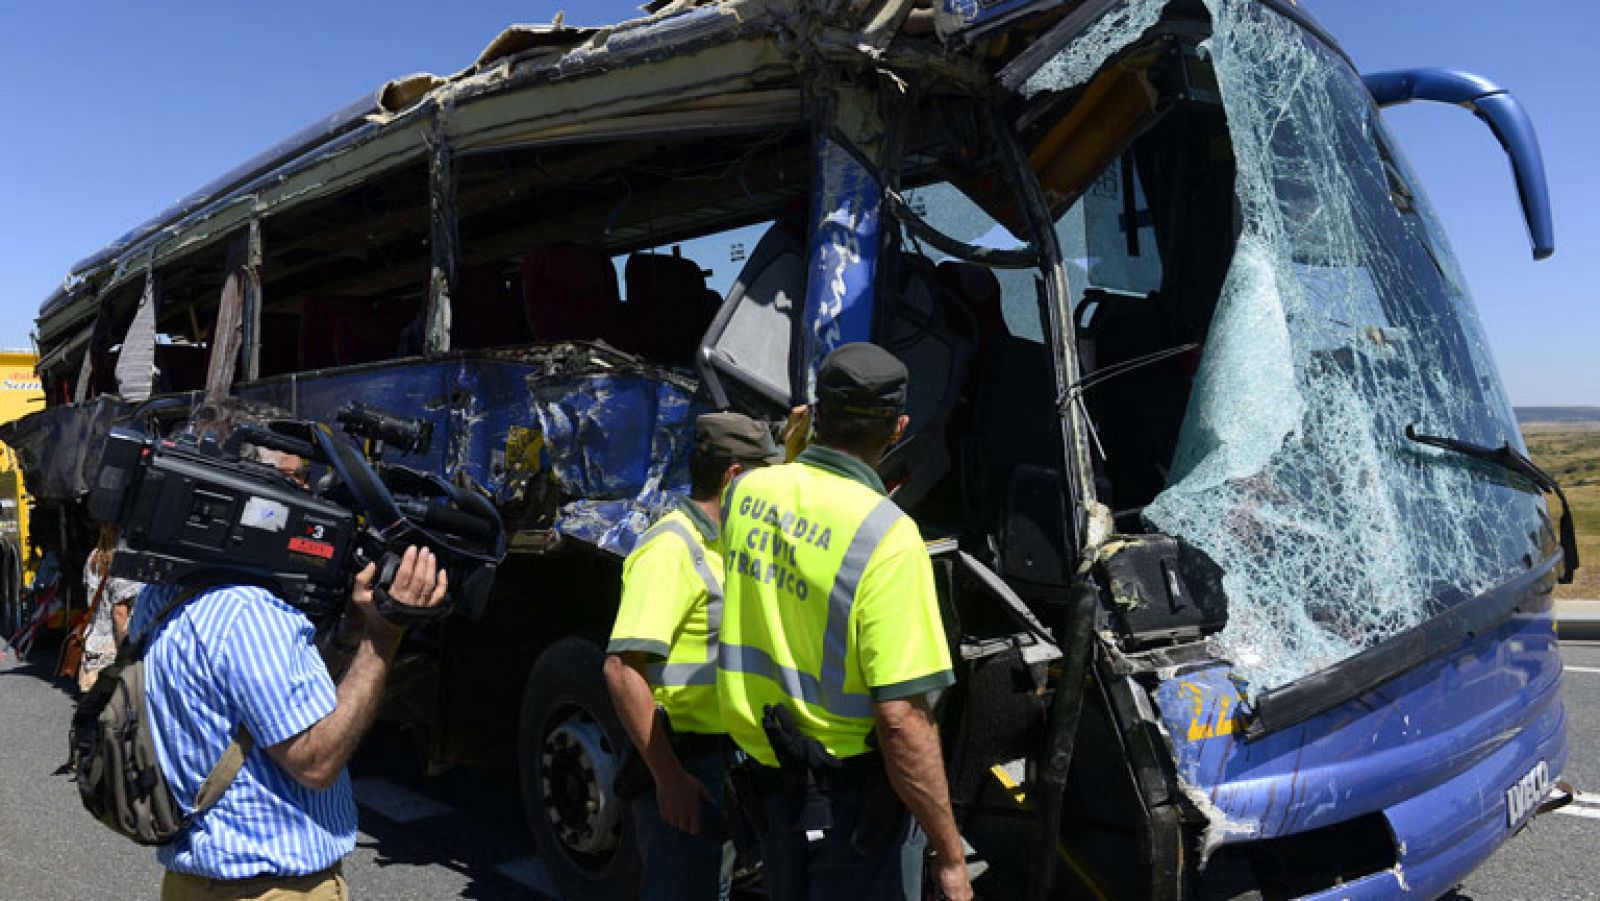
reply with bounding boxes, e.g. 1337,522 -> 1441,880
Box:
1554,791 -> 1600,821
351,778 -> 453,824
498,855 -> 562,897
1563,665 -> 1600,674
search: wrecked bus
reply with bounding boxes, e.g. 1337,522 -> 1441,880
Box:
11,0 -> 1575,897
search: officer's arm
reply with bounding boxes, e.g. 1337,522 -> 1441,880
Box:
875,696 -> 971,898
603,653 -> 711,833
604,652 -> 685,782
267,547 -> 445,790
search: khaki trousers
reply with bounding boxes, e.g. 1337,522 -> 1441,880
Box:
161,864 -> 347,901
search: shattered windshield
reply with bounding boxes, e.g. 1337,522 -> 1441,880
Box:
1138,0 -> 1548,694
1011,0 -> 1549,695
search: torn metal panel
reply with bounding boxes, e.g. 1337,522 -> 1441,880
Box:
70,344 -> 93,404
425,108 -> 459,356
934,0 -> 1063,44
566,3 -> 732,60
528,371 -> 699,555
36,323 -> 93,377
204,234 -> 249,399
800,135 -> 881,398
241,361 -> 457,475
241,220 -> 263,381
446,33 -> 788,154
0,396 -> 128,500
469,89 -> 804,149
238,346 -> 700,558
114,272 -> 158,402
1151,603 -> 1563,864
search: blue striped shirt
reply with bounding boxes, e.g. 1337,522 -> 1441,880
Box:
128,583 -> 357,878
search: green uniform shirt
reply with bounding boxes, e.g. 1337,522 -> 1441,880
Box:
608,499 -> 726,735
715,445 -> 954,765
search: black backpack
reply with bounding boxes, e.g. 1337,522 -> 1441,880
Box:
68,584 -> 254,845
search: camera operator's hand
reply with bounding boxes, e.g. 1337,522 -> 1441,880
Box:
351,546 -> 448,651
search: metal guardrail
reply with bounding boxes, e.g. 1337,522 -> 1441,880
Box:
1557,600 -> 1600,641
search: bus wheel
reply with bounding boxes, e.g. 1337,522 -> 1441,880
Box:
518,637 -> 639,901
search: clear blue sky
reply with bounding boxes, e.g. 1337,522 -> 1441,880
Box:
1,1 -> 1593,404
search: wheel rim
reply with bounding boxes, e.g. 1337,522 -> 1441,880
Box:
540,705 -> 625,864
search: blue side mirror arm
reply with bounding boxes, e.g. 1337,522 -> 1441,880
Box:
1363,68 -> 1555,260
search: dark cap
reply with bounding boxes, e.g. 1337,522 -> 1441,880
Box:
815,342 -> 907,416
695,412 -> 784,465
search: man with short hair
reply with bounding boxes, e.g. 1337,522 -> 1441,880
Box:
716,342 -> 971,901
128,399 -> 447,900
604,411 -> 784,901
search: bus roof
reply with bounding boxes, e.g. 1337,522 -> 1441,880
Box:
34,0 -> 1339,346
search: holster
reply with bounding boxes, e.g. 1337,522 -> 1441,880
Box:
852,744 -> 908,857
761,704 -> 839,836
785,761 -> 836,835
728,757 -> 768,833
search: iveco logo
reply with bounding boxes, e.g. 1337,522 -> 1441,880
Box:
2,377 -> 40,391
1506,759 -> 1550,828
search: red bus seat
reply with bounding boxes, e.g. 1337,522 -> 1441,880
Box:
300,294 -> 419,369
449,263 -> 527,350
621,252 -> 719,365
521,244 -> 621,345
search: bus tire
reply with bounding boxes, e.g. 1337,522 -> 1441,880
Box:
518,637 -> 639,901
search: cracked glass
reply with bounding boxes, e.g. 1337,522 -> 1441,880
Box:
1140,0 -> 1549,694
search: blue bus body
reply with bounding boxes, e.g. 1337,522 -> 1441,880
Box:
1158,600 -> 1567,897
13,1 -> 1568,897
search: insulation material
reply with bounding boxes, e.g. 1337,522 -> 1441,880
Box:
1143,0 -> 1544,695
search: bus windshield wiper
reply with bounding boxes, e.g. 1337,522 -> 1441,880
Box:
1405,424 -> 1579,583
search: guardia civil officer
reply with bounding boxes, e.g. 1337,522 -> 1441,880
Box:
716,343 -> 971,901
604,412 -> 783,901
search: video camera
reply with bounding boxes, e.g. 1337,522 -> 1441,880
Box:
87,404 -> 505,626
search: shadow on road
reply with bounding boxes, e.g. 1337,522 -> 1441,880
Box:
347,723 -> 551,900
1,634 -> 82,702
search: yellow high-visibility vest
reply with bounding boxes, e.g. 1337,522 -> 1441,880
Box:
608,501 -> 726,735
715,445 -> 953,765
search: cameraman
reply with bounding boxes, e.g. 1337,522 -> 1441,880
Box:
125,399 -> 446,900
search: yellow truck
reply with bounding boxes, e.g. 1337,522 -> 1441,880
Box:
0,351 -> 41,638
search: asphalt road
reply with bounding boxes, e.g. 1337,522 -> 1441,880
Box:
2,639 -> 1597,900
0,642 -> 551,901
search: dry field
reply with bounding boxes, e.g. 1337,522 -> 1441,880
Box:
1521,422 -> 1600,600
